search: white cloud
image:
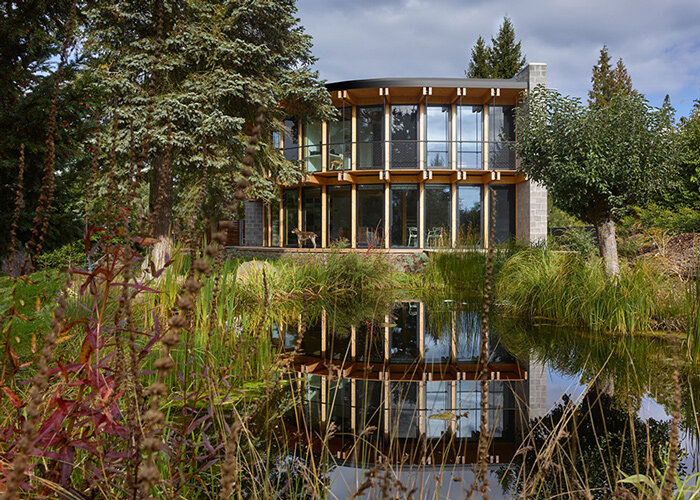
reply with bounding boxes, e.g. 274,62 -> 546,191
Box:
297,0 -> 700,114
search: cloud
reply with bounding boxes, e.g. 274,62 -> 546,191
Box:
297,0 -> 700,115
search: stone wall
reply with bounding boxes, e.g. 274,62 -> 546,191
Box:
515,63 -> 548,245
528,359 -> 549,419
243,200 -> 263,246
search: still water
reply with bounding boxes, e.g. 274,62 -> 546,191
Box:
275,299 -> 699,499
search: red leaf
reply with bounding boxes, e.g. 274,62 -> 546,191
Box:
79,336 -> 93,364
1,386 -> 24,408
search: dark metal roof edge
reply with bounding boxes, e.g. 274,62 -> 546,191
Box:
326,77 -> 528,91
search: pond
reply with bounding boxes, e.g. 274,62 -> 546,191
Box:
276,298 -> 700,499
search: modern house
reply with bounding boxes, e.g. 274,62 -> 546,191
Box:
242,63 -> 547,250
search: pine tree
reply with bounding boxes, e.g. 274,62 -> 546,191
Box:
588,45 -> 635,107
466,17 -> 526,79
85,0 -> 334,238
466,36 -> 492,78
488,17 -> 526,78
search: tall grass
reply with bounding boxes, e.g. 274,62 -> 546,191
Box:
496,249 -> 684,334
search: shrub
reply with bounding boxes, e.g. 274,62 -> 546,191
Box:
34,240 -> 85,269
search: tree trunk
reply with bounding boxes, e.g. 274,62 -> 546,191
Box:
595,218 -> 619,276
148,156 -> 173,238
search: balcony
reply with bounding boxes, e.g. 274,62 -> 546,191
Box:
299,140 -> 516,171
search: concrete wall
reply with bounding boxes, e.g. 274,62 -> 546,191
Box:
528,359 -> 549,419
515,63 -> 548,245
243,200 -> 263,246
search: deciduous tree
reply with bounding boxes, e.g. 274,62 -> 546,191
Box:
515,86 -> 676,275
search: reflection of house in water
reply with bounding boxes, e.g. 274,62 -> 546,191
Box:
278,301 -> 546,468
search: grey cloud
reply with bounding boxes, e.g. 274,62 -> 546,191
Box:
297,0 -> 700,115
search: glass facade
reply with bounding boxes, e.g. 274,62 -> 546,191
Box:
390,184 -> 419,248
457,105 -> 483,169
488,105 -> 516,170
389,302 -> 419,364
282,119 -> 299,162
301,187 -> 321,247
327,186 -> 351,246
425,105 -> 450,168
283,188 -> 299,247
424,184 -> 451,248
489,184 -> 516,244
390,104 -> 418,169
457,185 -> 482,245
357,184 -> 384,248
270,198 -> 280,247
303,121 -> 322,173
327,108 -> 352,170
357,106 -> 384,169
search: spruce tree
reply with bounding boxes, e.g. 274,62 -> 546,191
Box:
84,0 -> 334,238
588,45 -> 635,107
466,36 -> 492,78
488,17 -> 526,78
466,17 -> 526,79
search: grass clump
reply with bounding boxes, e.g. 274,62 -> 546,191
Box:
496,248 -> 683,334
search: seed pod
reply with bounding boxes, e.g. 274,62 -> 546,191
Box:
205,243 -> 218,257
184,277 -> 203,293
154,357 -> 174,371
177,294 -> 196,310
241,166 -> 253,178
168,315 -> 186,328
213,231 -> 228,244
193,258 -> 209,273
241,154 -> 254,166
251,125 -> 262,136
161,332 -> 179,347
248,135 -> 259,145
234,189 -> 246,201
144,410 -> 164,427
246,146 -> 256,156
142,436 -> 163,452
149,382 -> 168,396
237,178 -> 249,189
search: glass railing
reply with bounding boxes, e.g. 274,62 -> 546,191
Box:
290,140 -> 517,171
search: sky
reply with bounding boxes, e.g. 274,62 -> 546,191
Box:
296,0 -> 700,118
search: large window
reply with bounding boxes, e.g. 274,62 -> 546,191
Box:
424,381 -> 451,438
389,302 -> 419,364
357,106 -> 384,169
303,121 -> 322,173
457,105 -> 483,169
282,119 -> 299,162
390,184 -> 418,248
269,198 -> 280,247
488,105 -> 516,170
489,185 -> 515,244
425,105 -> 450,168
283,188 -> 299,247
327,186 -> 351,246
391,105 -> 418,169
327,108 -> 352,170
301,187 -> 321,247
356,184 -> 384,248
457,185 -> 482,246
424,184 -> 451,248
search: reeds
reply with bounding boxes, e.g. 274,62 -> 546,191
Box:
496,248 -> 683,334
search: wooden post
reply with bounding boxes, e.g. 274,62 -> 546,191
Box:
451,102 -> 457,170
483,104 -> 489,171
451,182 -> 458,247
351,105 -> 357,170
279,194 -> 284,248
384,183 -> 390,249
419,183 -> 425,249
321,309 -> 327,358
321,185 -> 327,248
483,184 -> 489,249
321,120 -> 328,172
419,302 -> 425,362
419,101 -> 425,171
351,184 -> 357,248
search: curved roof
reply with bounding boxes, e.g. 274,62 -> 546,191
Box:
326,77 -> 527,91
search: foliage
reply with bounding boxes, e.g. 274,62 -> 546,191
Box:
466,16 -> 526,79
34,239 -> 85,270
633,204 -> 700,234
510,390 -> 679,499
549,226 -> 598,257
619,450 -> 700,499
0,1 -> 96,258
516,86 -> 676,225
83,0 -> 335,234
588,45 -> 635,108
496,249 -> 684,334
661,105 -> 700,209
